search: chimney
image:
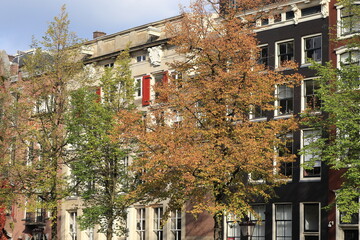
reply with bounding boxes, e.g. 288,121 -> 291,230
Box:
93,31 -> 106,39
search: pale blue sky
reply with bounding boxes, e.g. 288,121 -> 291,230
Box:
1,0 -> 191,55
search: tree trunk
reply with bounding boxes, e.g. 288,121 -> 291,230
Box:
214,211 -> 224,240
106,217 -> 114,240
51,207 -> 58,240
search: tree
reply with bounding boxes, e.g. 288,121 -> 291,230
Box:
302,0 -> 360,222
67,48 -> 137,240
0,6 -> 84,240
126,0 -> 301,239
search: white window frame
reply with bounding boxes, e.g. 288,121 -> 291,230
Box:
300,202 -> 321,240
134,77 -> 142,98
300,129 -> 322,181
275,39 -> 294,69
69,211 -> 77,240
170,210 -> 182,240
258,44 -> 269,68
336,47 -> 360,68
274,84 -> 294,117
136,55 -> 146,62
336,202 -> 360,240
273,203 -> 292,240
275,132 -> 294,180
153,207 -> 163,240
136,208 -> 146,240
337,2 -> 360,39
250,205 -> 266,240
301,34 -> 322,65
301,77 -> 321,112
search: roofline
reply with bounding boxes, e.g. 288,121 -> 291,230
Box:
84,14 -> 183,46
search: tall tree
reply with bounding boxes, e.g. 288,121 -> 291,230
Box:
302,0 -> 360,222
126,0 -> 301,239
1,6 -> 83,240
67,49 -> 137,240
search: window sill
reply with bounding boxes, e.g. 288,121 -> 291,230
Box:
338,33 -> 360,40
250,117 -> 267,122
299,177 -> 321,182
274,114 -> 293,119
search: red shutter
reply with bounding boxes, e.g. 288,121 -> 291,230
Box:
142,75 -> 151,106
162,71 -> 168,84
95,87 -> 101,102
95,87 -> 101,96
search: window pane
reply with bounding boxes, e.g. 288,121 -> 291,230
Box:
344,230 -> 359,240
304,204 -> 319,232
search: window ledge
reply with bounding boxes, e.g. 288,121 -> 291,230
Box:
299,177 -> 321,182
274,114 -> 293,119
250,117 -> 267,122
338,33 -> 360,40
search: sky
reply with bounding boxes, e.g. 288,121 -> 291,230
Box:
1,0 -> 192,55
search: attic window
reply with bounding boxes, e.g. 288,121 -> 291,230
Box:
301,5 -> 321,16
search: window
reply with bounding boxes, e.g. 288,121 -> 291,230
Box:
137,55 -> 146,62
301,5 -> 322,16
301,129 -> 321,179
274,14 -> 282,23
86,228 -> 94,240
171,210 -> 181,240
276,40 -> 294,68
302,203 -> 320,240
339,4 -> 360,36
286,11 -> 294,20
303,79 -> 321,111
340,50 -> 360,66
339,204 -> 359,240
276,85 -> 294,116
137,208 -> 146,240
259,45 -> 269,67
261,18 -> 269,26
104,63 -> 114,68
34,95 -> 55,114
303,35 -> 322,63
135,77 -> 142,97
250,205 -> 266,240
251,105 -> 267,119
154,207 -> 163,240
278,133 -> 293,178
275,204 -> 292,240
226,215 -> 241,240
69,212 -> 77,240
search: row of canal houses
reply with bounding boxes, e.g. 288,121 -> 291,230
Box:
1,0 -> 359,239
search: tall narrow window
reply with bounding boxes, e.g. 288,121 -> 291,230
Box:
259,45 -> 269,67
276,85 -> 294,116
303,203 -> 320,240
303,35 -> 322,63
304,80 -> 321,111
69,212 -> 77,240
275,204 -> 292,240
302,129 -> 321,178
339,4 -> 360,36
277,40 -> 294,67
278,133 -> 293,178
135,78 -> 142,97
171,210 -> 181,240
153,207 -> 163,240
137,208 -> 146,240
250,205 -> 266,240
226,214 -> 241,240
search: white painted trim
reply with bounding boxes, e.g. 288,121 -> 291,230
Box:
300,202 -> 321,240
301,33 -> 322,65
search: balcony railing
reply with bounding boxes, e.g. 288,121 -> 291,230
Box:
24,210 -> 46,225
